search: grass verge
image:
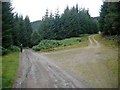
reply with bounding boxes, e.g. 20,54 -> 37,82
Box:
95,34 -> 118,80
2,52 -> 19,88
95,34 -> 118,48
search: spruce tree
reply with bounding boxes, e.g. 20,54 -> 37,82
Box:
2,2 -> 14,48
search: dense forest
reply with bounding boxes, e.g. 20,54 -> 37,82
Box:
31,5 -> 98,45
1,1 -> 119,55
2,2 -> 33,54
99,2 -> 120,36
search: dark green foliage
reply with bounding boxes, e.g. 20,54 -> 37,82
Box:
37,5 -> 98,41
12,14 -> 33,47
60,38 -> 81,46
9,46 -> 20,52
0,46 -> 19,55
99,2 -> 120,36
2,2 -> 98,54
0,2 -> 2,47
31,30 -> 41,46
0,46 -> 8,55
32,40 -> 60,51
2,1 -> 33,55
24,16 -> 33,47
32,37 -> 82,51
2,2 -> 14,48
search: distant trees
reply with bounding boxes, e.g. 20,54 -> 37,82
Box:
99,2 -> 120,36
31,30 -> 41,46
2,1 -> 33,54
38,5 -> 98,40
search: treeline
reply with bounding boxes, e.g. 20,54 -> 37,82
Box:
1,2 -> 99,55
2,2 -> 33,55
99,2 -> 120,36
36,5 -> 98,41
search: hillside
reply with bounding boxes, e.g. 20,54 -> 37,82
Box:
92,16 -> 99,22
31,20 -> 41,31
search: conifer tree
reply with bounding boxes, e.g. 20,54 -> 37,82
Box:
2,2 -> 14,48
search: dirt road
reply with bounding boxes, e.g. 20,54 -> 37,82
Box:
14,35 -> 118,88
44,35 -> 118,88
14,47 -> 86,88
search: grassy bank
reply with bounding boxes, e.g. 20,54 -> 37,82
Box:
95,34 -> 118,80
2,52 -> 19,88
33,34 -> 89,52
95,34 -> 118,48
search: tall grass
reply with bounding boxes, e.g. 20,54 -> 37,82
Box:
2,52 -> 19,88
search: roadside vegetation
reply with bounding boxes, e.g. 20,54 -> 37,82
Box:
98,2 -> 119,86
95,34 -> 118,48
32,34 -> 89,52
2,52 -> 19,88
95,34 -> 119,82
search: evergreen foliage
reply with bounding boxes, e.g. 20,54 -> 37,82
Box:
2,2 -> 14,48
12,14 -> 33,47
2,1 -> 33,55
99,2 -> 120,36
37,5 -> 98,40
2,1 -> 99,54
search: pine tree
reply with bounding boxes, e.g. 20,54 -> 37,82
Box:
24,16 -> 33,47
38,4 -> 98,41
99,2 -> 120,35
12,13 -> 20,46
2,2 -> 14,48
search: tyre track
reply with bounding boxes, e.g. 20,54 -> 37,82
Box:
15,49 -> 85,88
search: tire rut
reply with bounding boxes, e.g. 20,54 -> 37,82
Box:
15,50 -> 32,88
15,49 -> 85,88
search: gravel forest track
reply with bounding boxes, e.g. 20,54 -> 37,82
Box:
14,35 -> 118,88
